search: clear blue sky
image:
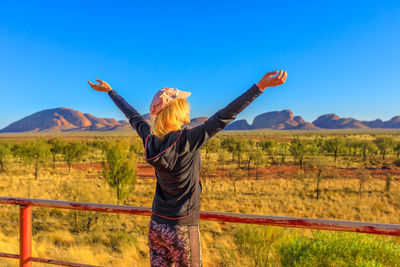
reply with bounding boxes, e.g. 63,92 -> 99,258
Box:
1,0 -> 399,129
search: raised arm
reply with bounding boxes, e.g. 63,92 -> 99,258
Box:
185,70 -> 287,151
88,79 -> 151,143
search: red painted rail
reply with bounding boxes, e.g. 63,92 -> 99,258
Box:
0,197 -> 400,266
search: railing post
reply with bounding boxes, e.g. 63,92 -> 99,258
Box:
19,205 -> 32,267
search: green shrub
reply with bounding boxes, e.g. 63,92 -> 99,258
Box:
233,225 -> 286,266
106,231 -> 136,253
393,159 -> 400,167
102,141 -> 137,204
279,230 -> 400,267
369,159 -> 381,166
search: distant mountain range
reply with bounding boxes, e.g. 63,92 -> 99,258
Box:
0,107 -> 207,133
225,110 -> 400,130
0,107 -> 399,133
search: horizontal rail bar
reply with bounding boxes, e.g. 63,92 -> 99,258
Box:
201,211 -> 400,236
0,197 -> 152,216
1,197 -> 399,236
30,257 -> 98,267
0,252 -> 18,259
0,253 -> 98,267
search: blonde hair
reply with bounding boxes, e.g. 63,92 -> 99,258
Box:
152,99 -> 190,139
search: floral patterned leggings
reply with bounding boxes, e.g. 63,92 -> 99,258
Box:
148,219 -> 202,267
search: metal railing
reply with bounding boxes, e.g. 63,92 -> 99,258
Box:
0,197 -> 400,267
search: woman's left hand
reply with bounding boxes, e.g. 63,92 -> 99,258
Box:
88,79 -> 113,92
256,70 -> 287,91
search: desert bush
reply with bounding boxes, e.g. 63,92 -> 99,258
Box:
235,138 -> 250,168
369,158 -> 381,166
233,225 -> 285,266
323,137 -> 345,162
243,139 -> 256,177
200,159 -> 216,193
356,169 -> 371,196
129,138 -> 144,162
106,230 -> 137,253
357,140 -> 377,162
21,139 -> 51,179
393,159 -> 400,167
202,138 -> 220,160
48,138 -> 65,169
277,142 -> 289,164
63,141 -> 87,172
220,136 -> 238,162
385,173 -> 392,193
218,149 -> 229,179
252,150 -> 265,180
102,141 -> 137,204
290,138 -> 308,170
226,167 -> 245,195
394,143 -> 400,158
374,137 -> 395,160
258,139 -> 277,165
279,230 -> 400,267
305,157 -> 332,200
0,141 -> 11,172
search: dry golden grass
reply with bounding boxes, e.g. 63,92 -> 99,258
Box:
0,131 -> 399,266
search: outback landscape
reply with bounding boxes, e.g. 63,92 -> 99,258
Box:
1,107 -> 400,133
2,1 -> 400,266
0,126 -> 400,266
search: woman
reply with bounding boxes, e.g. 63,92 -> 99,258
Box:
88,70 -> 287,266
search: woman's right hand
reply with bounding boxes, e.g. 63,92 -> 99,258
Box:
256,70 -> 287,91
88,79 -> 113,92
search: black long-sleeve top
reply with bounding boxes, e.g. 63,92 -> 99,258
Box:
108,83 -> 263,225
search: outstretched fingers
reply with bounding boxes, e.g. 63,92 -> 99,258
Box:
88,80 -> 101,91
88,80 -> 96,88
265,70 -> 279,77
272,70 -> 287,85
282,71 -> 288,82
277,70 -> 284,79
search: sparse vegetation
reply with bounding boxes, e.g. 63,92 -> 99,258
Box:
102,141 -> 137,204
0,130 -> 399,266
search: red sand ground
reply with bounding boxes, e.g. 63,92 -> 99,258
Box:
57,162 -> 400,181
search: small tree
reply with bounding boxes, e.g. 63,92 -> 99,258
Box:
323,137 -> 345,162
385,173 -> 392,193
290,139 -> 308,170
357,141 -> 376,162
221,136 -> 237,163
243,139 -> 255,178
218,150 -> 229,179
258,140 -> 277,164
227,167 -> 244,195
234,139 -> 248,168
253,150 -> 266,180
305,157 -> 331,200
393,143 -> 400,159
0,141 -> 11,173
102,141 -> 137,204
310,138 -> 324,156
357,170 -> 371,196
11,143 -> 24,163
63,141 -> 86,172
90,140 -> 108,162
203,138 -> 220,160
200,159 -> 217,194
374,137 -> 395,160
278,142 -> 289,164
21,140 -> 51,179
129,138 -> 144,162
48,138 -> 65,169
